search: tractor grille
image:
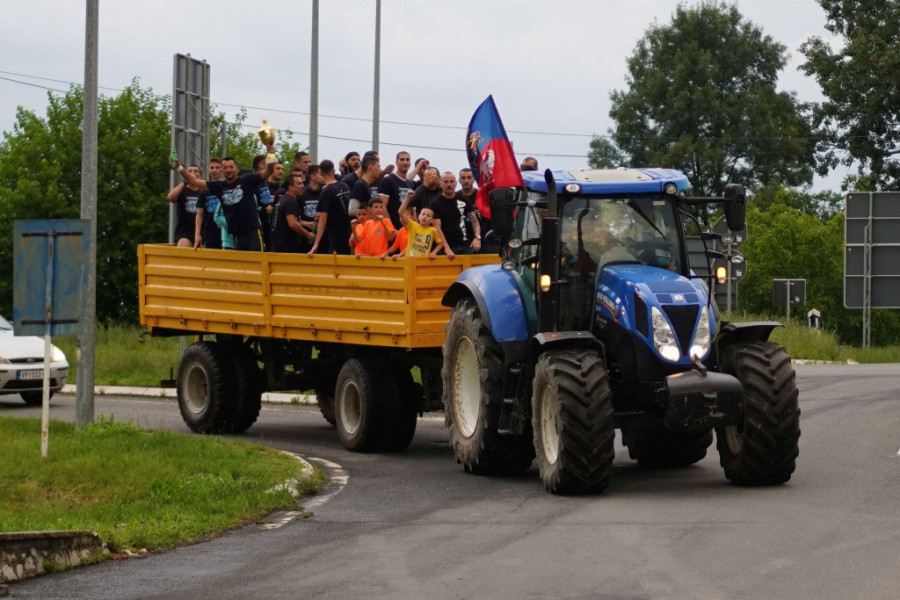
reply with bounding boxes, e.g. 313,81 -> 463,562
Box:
662,305 -> 699,354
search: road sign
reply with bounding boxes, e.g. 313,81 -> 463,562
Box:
13,219 -> 90,336
773,279 -> 806,308
843,192 -> 900,309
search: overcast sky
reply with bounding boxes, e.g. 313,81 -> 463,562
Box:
0,0 -> 849,190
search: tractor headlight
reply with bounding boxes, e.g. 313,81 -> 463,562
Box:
690,309 -> 711,360
651,306 -> 680,362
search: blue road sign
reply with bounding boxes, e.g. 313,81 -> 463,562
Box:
13,219 -> 90,336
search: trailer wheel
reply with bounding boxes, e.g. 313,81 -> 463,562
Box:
532,349 -> 614,495
716,341 -> 800,485
378,367 -> 420,452
177,342 -> 233,434
442,299 -> 534,475
315,390 -> 336,427
225,346 -> 264,434
335,358 -> 384,452
622,429 -> 713,468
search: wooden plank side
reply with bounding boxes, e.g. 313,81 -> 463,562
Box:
138,245 -> 498,348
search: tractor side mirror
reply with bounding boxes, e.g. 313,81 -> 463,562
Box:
489,188 -> 516,240
723,183 -> 746,232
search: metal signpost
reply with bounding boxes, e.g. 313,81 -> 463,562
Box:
170,54 -> 210,242
14,220 -> 90,458
713,217 -> 748,312
773,279 -> 806,321
844,192 -> 900,348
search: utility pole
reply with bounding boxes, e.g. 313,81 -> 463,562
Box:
309,0 -> 319,161
77,0 -> 99,428
372,0 -> 381,152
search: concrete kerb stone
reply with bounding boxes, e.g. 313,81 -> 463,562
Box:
59,385 -> 317,405
0,531 -> 108,583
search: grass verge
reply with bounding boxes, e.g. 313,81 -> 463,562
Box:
723,311 -> 900,363
0,415 -> 326,553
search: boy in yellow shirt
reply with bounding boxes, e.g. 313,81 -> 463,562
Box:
395,189 -> 444,258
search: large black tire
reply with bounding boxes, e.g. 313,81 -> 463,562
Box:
377,367 -> 420,452
531,349 -> 615,495
622,429 -> 713,468
715,341 -> 800,485
20,390 -> 53,406
177,342 -> 233,434
441,299 -> 534,475
334,358 -> 385,452
224,346 -> 263,434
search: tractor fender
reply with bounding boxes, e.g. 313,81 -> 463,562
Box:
712,321 -> 783,368
442,264 -> 530,343
530,331 -> 604,362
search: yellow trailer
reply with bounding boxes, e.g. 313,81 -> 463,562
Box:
138,244 -> 498,451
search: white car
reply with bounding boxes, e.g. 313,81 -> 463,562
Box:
0,314 -> 69,405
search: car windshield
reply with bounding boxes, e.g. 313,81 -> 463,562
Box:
560,195 -> 683,276
0,315 -> 12,332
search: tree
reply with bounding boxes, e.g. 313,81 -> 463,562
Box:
587,136 -> 626,168
800,1 -> 900,189
609,2 -> 817,205
752,180 -> 844,222
739,203 -> 900,345
0,80 -> 302,323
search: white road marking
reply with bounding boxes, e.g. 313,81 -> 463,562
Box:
260,454 -> 348,530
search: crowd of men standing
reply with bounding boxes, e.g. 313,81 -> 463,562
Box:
170,147 -> 539,258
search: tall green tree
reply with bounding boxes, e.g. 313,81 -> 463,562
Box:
0,81 -> 302,323
609,2 -> 817,204
587,136 -> 626,168
800,1 -> 900,188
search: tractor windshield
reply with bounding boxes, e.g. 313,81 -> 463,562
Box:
560,195 -> 683,277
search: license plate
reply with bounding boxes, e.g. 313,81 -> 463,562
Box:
17,370 -> 43,380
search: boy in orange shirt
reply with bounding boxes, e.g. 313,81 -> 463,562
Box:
350,201 -> 372,256
361,197 -> 397,256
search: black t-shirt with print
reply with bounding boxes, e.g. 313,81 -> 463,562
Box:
205,172 -> 263,235
377,173 -> 414,229
175,185 -> 206,242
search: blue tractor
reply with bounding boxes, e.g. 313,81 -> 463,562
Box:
440,168 -> 800,495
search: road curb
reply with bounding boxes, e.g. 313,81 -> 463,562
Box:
0,531 -> 108,584
58,385 -> 317,405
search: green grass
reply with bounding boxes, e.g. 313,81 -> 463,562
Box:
722,311 -> 900,363
54,325 -> 184,387
0,415 -> 326,552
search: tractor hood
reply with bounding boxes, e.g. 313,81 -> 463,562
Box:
594,265 -> 717,366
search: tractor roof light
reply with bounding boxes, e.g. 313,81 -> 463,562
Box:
564,183 -> 582,194
664,182 -> 678,195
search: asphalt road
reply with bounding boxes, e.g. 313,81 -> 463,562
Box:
4,362 -> 900,599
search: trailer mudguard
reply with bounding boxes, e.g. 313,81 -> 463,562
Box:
442,264 -> 533,343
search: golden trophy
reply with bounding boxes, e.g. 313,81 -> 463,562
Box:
257,119 -> 278,160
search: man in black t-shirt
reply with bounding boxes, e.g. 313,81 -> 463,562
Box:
309,160 -> 353,256
349,154 -> 383,217
166,164 -> 206,248
270,174 -> 312,253
298,165 -> 325,252
457,167 -> 479,244
431,171 -> 480,257
174,149 -> 276,251
408,167 -> 442,217
378,150 -> 415,229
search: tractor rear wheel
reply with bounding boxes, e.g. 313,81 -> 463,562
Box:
715,341 -> 800,485
531,349 -> 614,494
442,299 -> 533,475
